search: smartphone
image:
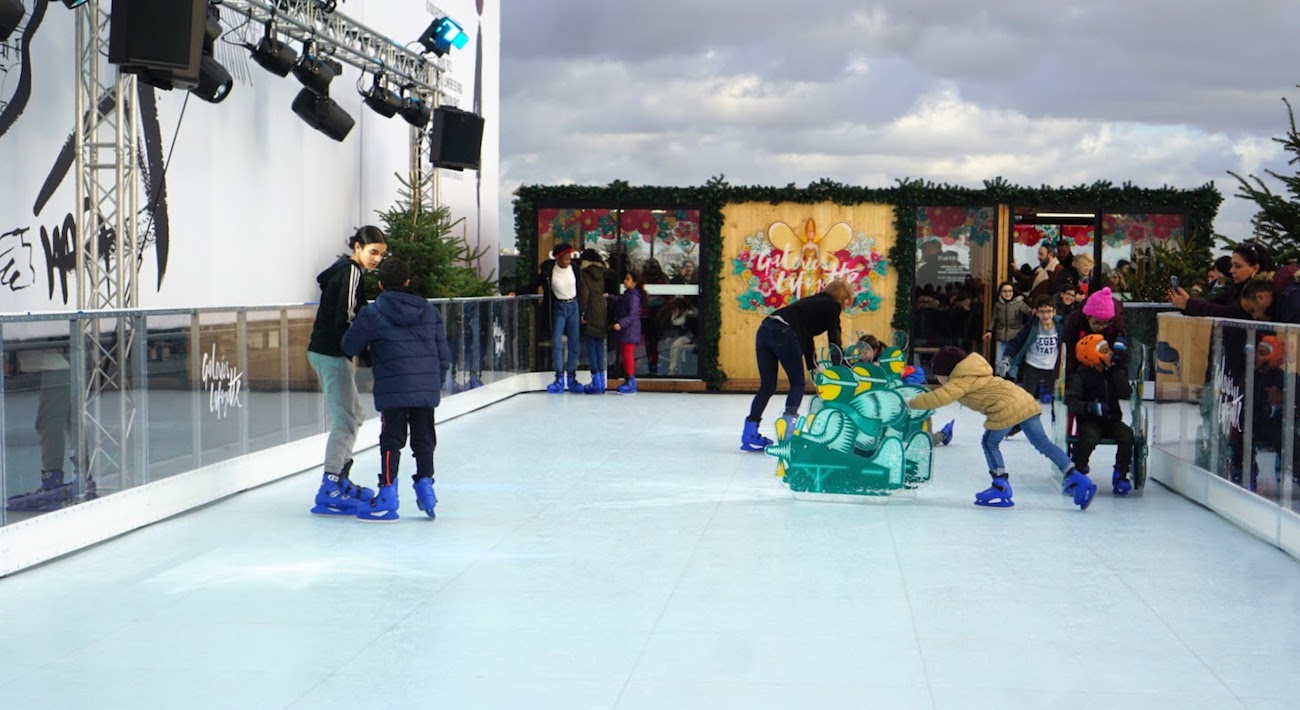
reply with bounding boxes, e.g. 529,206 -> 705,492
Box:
1170,276 -> 1180,291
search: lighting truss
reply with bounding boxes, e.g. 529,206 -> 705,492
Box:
218,0 -> 443,99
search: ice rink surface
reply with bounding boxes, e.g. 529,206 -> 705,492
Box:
2,393 -> 1298,709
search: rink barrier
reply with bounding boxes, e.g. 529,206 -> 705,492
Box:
0,371 -> 556,577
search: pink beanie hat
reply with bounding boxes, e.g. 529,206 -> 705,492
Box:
1082,287 -> 1115,320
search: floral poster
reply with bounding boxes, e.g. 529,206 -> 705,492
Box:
733,219 -> 888,314
536,208 -> 701,276
916,207 -> 996,246
1013,214 -> 1184,247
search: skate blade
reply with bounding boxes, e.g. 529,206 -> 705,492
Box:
355,513 -> 400,523
973,499 -> 1014,508
310,504 -> 359,517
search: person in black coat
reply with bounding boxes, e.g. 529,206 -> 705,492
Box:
1065,334 -> 1134,495
741,279 -> 854,451
341,257 -> 451,522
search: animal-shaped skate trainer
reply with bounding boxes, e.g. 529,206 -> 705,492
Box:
765,346 -> 938,501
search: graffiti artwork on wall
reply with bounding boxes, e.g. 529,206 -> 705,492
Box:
734,219 -> 888,314
0,0 -> 171,307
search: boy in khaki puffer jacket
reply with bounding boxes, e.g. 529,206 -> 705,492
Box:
908,347 -> 1095,510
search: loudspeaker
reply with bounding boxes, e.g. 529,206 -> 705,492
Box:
0,0 -> 24,43
109,0 -> 207,88
428,106 -> 484,171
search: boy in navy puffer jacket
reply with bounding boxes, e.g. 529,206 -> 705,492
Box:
342,257 -> 451,521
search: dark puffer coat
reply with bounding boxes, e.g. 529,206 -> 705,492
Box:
340,289 -> 451,410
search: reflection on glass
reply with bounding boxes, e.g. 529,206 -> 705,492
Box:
246,311 -> 289,454
145,314 -> 197,481
3,322 -> 80,518
287,307 -> 325,440
535,207 -> 702,379
913,207 -> 993,361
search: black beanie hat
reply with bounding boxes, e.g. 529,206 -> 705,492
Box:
930,346 -> 967,377
552,243 -> 574,258
579,248 -> 602,263
378,256 -> 410,290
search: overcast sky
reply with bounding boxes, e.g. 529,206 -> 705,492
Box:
498,0 -> 1300,253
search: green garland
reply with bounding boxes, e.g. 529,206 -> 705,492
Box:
514,177 -> 1222,390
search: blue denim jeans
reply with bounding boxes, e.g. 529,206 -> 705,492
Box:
582,334 -> 607,373
747,318 -> 806,421
980,414 -> 1074,474
551,300 -> 580,374
994,340 -> 1019,379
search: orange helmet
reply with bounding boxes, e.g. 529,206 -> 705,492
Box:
1257,335 -> 1284,369
1075,333 -> 1111,368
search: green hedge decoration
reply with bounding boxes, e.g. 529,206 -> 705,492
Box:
515,177 -> 1222,390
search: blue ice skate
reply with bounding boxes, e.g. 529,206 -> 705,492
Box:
1062,469 -> 1097,510
413,477 -> 438,519
617,376 -> 637,394
740,418 -> 773,452
1112,468 -> 1133,496
545,374 -> 566,394
567,373 -> 585,393
6,470 -> 75,513
974,474 -> 1013,508
310,461 -> 374,516
357,484 -> 399,522
937,420 -> 954,446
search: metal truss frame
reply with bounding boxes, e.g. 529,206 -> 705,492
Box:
70,0 -> 444,496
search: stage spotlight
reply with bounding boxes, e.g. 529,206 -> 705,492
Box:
188,6 -> 233,103
292,87 -> 354,142
250,35 -> 298,77
362,80 -> 402,119
0,0 -> 23,43
417,17 -> 468,57
294,53 -> 340,95
62,0 -> 89,8
399,95 -> 431,128
192,54 -> 233,103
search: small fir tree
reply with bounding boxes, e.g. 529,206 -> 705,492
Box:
1226,90 -> 1300,265
371,174 -> 497,298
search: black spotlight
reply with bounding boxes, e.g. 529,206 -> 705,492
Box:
399,95 -> 431,128
61,0 -> 89,8
294,53 -> 340,95
193,54 -> 233,103
188,6 -> 232,103
362,80 -> 402,119
292,88 -> 354,142
0,0 -> 22,43
250,35 -> 297,77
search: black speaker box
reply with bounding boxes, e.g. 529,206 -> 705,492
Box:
429,106 -> 485,171
0,0 -> 23,44
109,0 -> 207,87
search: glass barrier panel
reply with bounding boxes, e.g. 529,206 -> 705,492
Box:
246,309 -> 289,454
144,313 -> 197,481
286,307 -> 324,440
196,312 -> 246,467
2,319 -> 78,523
1283,329 -> 1298,512
79,315 -> 142,499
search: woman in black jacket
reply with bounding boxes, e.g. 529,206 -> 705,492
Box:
741,279 -> 854,451
306,225 -> 387,515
